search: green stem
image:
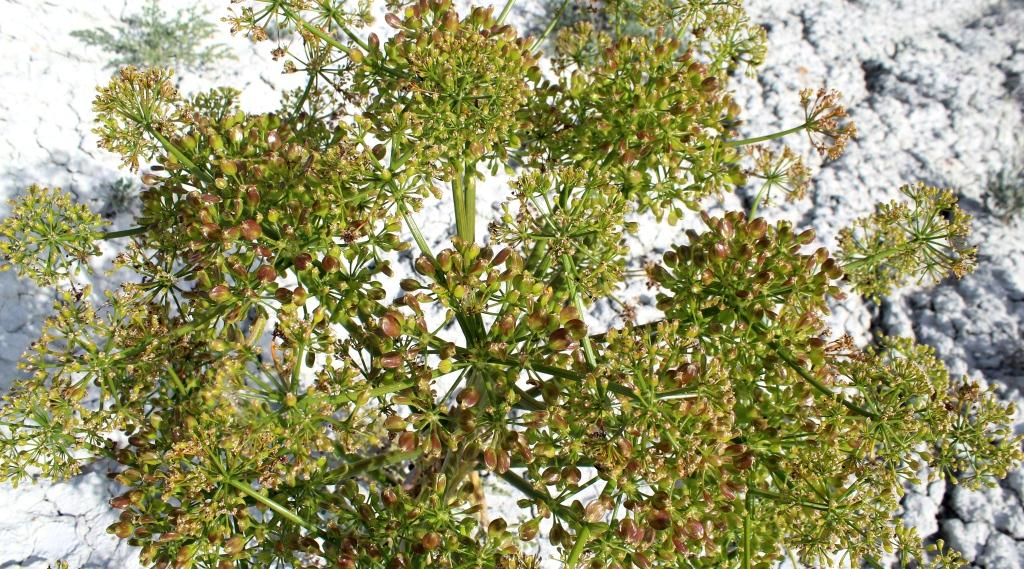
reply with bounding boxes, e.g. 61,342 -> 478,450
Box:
743,487 -> 752,569
284,6 -> 399,77
462,348 -> 640,401
524,241 -> 548,273
726,122 -> 809,148
749,184 -> 769,219
397,200 -> 436,264
149,130 -> 214,184
463,165 -> 476,243
452,159 -> 477,243
452,160 -> 467,241
771,344 -> 877,419
841,235 -> 934,272
747,488 -> 829,512
227,479 -> 318,531
100,226 -> 147,240
291,73 -> 316,119
499,470 -> 578,523
327,11 -> 371,52
566,525 -> 591,568
531,0 -> 570,54
497,0 -> 517,24
324,449 -> 423,484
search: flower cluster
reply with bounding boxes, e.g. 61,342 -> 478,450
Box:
525,29 -> 743,219
838,182 -> 977,300
0,186 -> 107,286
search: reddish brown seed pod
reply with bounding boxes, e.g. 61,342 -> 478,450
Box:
735,453 -> 755,470
240,219 -> 261,241
383,415 -> 406,432
209,284 -> 231,303
252,266 -> 274,284
518,519 -> 540,541
109,494 -> 132,509
224,535 -> 246,555
414,255 -> 436,276
548,328 -> 572,351
380,313 -> 402,338
380,352 -> 403,369
294,252 -> 313,271
561,466 -> 582,486
398,431 -> 417,453
457,386 -> 480,407
321,255 -> 340,273
487,518 -> 507,537
420,531 -> 442,551
584,498 -> 609,523
648,509 -> 671,531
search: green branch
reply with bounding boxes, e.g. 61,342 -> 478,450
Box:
727,122 -> 809,148
227,479 -> 319,531
531,0 -> 570,54
100,226 -> 147,240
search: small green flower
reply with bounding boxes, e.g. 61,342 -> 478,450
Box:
839,183 -> 977,300
0,186 -> 107,287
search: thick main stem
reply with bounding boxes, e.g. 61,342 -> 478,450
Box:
452,159 -> 477,243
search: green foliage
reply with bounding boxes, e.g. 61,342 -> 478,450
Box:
72,0 -> 232,73
0,1 -> 1020,569
99,177 -> 140,218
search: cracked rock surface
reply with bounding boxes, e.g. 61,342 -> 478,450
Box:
1,0 -> 1022,567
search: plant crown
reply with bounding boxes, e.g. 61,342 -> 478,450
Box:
0,1 -> 1020,569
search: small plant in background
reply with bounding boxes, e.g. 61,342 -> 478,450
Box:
985,159 -> 1024,223
72,0 -> 233,73
1,1 -> 1020,568
98,177 -> 140,219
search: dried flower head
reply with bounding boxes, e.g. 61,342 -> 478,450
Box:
800,87 -> 857,160
748,145 -> 811,204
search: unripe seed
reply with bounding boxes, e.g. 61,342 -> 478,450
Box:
457,386 -> 480,407
240,219 -> 261,241
380,351 -> 403,369
291,286 -> 307,305
415,256 -> 436,276
384,415 -> 406,431
209,284 -> 231,303
380,313 -> 402,338
321,255 -> 340,273
398,431 -> 417,452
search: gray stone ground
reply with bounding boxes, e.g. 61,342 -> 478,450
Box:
0,0 -> 1022,567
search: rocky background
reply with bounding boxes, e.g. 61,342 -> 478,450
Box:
0,0 -> 1022,567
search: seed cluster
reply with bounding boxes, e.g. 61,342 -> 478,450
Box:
359,1 -> 537,167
